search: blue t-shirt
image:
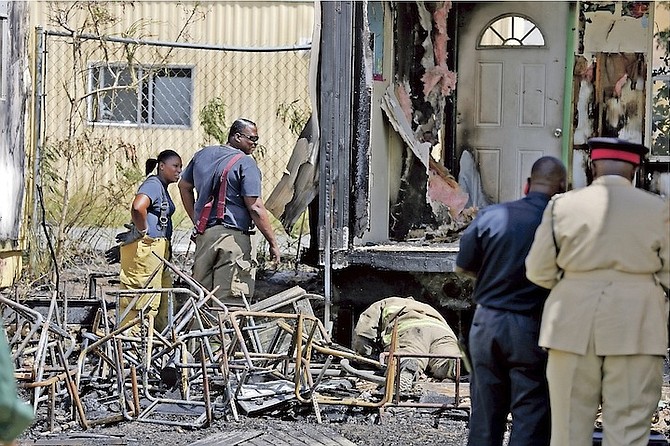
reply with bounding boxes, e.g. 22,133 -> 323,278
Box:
137,175 -> 175,239
181,145 -> 262,231
456,192 -> 551,313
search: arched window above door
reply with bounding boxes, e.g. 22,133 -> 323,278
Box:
478,14 -> 545,48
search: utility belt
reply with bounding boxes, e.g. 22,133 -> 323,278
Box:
210,220 -> 256,236
147,205 -> 169,238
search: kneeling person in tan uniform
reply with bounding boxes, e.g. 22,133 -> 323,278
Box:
353,296 -> 462,389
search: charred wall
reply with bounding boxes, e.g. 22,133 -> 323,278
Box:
571,1 -> 655,188
385,1 -> 469,241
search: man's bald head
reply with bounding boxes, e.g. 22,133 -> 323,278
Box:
591,159 -> 637,182
529,156 -> 567,196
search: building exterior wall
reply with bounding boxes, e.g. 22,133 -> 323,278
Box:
29,2 -> 314,48
2,1 -> 317,283
19,0 -> 316,281
28,1 -> 314,212
356,1 -> 664,246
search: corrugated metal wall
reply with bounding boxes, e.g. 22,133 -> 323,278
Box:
29,2 -> 314,47
28,1 -> 314,199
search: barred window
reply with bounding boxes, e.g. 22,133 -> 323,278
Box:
88,64 -> 193,127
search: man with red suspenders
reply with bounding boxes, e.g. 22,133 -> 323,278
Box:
179,118 -> 281,308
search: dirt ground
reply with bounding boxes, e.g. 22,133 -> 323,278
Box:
19,407 -> 471,446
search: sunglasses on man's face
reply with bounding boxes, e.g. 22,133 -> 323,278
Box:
238,133 -> 259,143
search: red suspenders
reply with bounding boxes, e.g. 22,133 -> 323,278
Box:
195,153 -> 245,234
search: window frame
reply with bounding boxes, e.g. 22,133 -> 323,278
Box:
87,63 -> 194,128
477,14 -> 546,49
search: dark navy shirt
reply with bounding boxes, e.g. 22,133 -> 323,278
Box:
181,145 -> 262,231
137,175 -> 175,239
456,192 -> 552,313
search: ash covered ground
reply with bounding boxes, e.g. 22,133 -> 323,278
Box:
19,403 -> 471,445
9,254 -> 670,446
10,254 -> 474,446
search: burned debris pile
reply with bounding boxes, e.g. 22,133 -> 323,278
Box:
1,255 -> 466,435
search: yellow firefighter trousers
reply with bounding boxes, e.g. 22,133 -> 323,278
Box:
396,325 -> 461,379
119,236 -> 171,333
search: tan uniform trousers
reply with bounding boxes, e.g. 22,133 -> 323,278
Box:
546,333 -> 663,446
119,236 -> 172,333
192,225 -> 257,307
397,325 -> 461,379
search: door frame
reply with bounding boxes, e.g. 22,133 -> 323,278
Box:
449,2 -> 575,186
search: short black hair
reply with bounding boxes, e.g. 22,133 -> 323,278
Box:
228,118 -> 257,141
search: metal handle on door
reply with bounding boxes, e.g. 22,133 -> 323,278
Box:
553,128 -> 562,137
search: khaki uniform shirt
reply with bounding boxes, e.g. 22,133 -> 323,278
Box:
354,297 -> 456,347
526,175 -> 669,356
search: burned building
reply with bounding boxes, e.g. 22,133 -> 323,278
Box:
268,1 -> 669,343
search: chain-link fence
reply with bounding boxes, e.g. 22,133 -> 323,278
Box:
30,27 -> 313,282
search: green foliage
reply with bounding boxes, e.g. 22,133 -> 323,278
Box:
652,1 -> 670,156
25,1 -> 210,284
36,133 -> 143,283
198,97 -> 268,158
42,135 -> 143,228
652,81 -> 669,156
276,99 -> 310,136
199,96 -> 228,145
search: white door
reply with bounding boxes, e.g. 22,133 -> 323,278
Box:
456,2 -> 568,203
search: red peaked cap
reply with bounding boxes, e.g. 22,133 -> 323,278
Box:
588,137 -> 649,165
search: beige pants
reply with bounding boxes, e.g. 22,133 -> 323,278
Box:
546,335 -> 663,446
119,236 -> 172,332
395,325 -> 461,379
192,225 -> 257,307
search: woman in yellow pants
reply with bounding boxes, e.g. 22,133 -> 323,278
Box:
117,150 -> 182,333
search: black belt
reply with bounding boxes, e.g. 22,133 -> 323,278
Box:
477,304 -> 542,320
209,220 -> 256,236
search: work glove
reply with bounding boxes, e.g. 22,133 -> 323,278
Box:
115,223 -> 146,246
104,245 -> 121,264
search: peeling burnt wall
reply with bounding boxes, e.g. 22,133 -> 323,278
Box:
390,149 -> 436,239
393,1 -> 455,145
597,53 -> 647,140
571,1 -> 651,188
387,1 -> 467,240
351,2 -> 373,238
573,53 -> 647,142
388,2 -> 434,239
389,2 -> 434,240
0,1 -> 29,250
